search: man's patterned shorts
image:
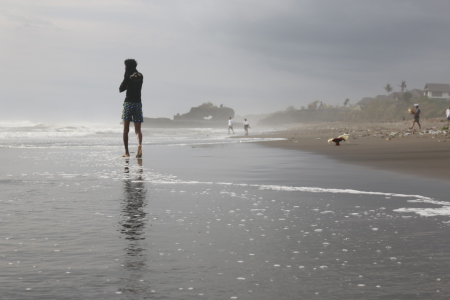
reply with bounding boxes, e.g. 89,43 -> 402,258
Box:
122,102 -> 143,123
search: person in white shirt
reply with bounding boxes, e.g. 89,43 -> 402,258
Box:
243,119 -> 250,136
446,107 -> 450,126
228,117 -> 235,134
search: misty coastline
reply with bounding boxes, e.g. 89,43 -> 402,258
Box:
139,92 -> 450,129
141,117 -> 242,129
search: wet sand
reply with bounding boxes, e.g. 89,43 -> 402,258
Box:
254,119 -> 450,181
2,132 -> 450,299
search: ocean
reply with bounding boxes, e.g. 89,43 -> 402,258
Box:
1,121 -> 449,299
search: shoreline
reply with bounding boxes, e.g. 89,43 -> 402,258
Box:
251,119 -> 450,181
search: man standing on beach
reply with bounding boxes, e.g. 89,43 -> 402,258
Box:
410,104 -> 421,130
228,117 -> 235,134
446,106 -> 450,126
119,59 -> 144,158
243,119 -> 250,136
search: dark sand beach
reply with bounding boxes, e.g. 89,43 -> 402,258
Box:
255,119 -> 450,181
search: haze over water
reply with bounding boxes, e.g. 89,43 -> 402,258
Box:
1,122 -> 449,299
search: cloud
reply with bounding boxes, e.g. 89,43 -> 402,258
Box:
2,0 -> 450,122
210,1 -> 450,71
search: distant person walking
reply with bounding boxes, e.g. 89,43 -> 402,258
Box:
410,104 -> 421,130
228,117 -> 235,134
119,58 -> 144,158
243,119 -> 250,136
446,106 -> 450,127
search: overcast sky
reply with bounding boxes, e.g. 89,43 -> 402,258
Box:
2,0 -> 450,123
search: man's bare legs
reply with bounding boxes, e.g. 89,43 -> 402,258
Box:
410,120 -> 421,130
134,122 -> 143,158
122,121 -> 131,157
122,121 -> 143,157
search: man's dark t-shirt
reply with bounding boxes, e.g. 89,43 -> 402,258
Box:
119,69 -> 143,103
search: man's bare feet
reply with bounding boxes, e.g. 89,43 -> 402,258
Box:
122,153 -> 130,157
136,145 -> 142,158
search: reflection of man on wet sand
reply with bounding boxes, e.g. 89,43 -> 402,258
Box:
124,158 -> 143,177
122,158 -> 146,240
119,157 -> 149,287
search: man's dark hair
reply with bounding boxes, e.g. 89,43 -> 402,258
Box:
124,59 -> 138,70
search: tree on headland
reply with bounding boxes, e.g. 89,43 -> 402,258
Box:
399,80 -> 407,92
384,84 -> 393,96
307,100 -> 320,110
198,102 -> 214,108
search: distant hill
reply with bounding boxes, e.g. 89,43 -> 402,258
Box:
174,102 -> 234,121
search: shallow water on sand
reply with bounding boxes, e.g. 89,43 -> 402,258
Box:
1,127 -> 450,299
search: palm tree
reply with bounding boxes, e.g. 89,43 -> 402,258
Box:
384,84 -> 393,96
